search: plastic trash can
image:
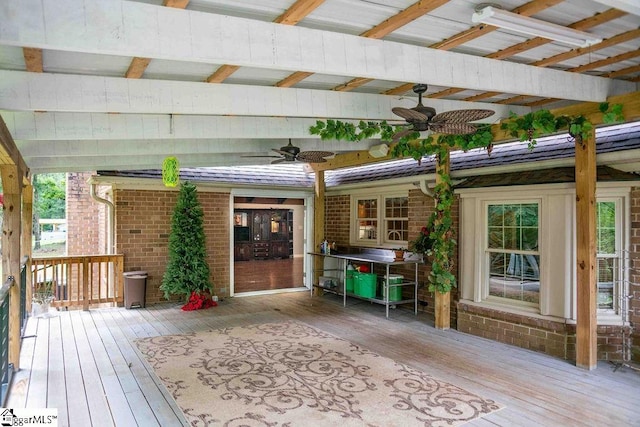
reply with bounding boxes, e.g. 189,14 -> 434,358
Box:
123,270 -> 147,309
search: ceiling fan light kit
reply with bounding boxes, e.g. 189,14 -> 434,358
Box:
368,143 -> 389,158
471,5 -> 603,47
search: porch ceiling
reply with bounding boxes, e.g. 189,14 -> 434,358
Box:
0,0 -> 638,174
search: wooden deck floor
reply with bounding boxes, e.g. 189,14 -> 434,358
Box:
6,291 -> 640,426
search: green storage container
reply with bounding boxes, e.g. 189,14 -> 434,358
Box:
345,270 -> 355,293
355,272 -> 377,298
384,274 -> 404,301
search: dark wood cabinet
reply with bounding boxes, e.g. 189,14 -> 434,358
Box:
233,209 -> 292,260
234,243 -> 252,261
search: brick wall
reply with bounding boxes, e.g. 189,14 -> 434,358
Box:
66,172 -> 102,255
325,194 -> 350,251
114,188 -> 230,305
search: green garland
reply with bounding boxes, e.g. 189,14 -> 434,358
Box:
309,103 -> 624,294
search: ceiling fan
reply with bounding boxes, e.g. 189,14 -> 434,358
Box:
391,84 -> 495,141
244,139 -> 335,164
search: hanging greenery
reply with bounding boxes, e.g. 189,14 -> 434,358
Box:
309,102 -> 625,294
162,156 -> 180,187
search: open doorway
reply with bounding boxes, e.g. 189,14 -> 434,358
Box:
232,196 -> 306,294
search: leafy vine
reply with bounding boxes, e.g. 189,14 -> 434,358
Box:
308,103 -> 624,294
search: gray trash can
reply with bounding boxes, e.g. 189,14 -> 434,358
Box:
123,270 -> 147,309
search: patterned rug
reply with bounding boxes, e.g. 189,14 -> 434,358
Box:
135,321 -> 502,426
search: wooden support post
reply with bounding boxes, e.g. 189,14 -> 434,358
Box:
22,182 -> 33,313
1,164 -> 23,370
434,149 -> 451,330
575,129 -> 598,370
313,170 -> 326,296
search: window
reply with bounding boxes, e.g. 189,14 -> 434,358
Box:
486,203 -> 540,306
356,198 -> 378,241
352,194 -> 408,247
460,186 -> 630,323
596,200 -> 622,314
385,197 -> 408,243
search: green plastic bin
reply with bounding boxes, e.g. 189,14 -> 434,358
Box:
384,274 -> 404,301
355,272 -> 377,298
345,270 -> 355,293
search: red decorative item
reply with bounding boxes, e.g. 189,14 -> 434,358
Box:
181,291 -> 218,311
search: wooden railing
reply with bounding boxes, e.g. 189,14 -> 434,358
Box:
32,255 -> 124,310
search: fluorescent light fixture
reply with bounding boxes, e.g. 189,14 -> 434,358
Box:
472,6 -> 602,47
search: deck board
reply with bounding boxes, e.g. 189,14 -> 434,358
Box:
7,292 -> 640,426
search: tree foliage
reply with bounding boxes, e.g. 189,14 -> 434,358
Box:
160,181 -> 213,300
34,173 -> 66,219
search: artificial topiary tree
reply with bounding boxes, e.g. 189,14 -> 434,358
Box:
160,181 -> 213,301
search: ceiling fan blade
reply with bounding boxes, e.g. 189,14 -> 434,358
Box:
431,109 -> 495,124
429,123 -> 478,134
392,129 -> 415,142
296,151 -> 334,163
271,158 -> 288,164
272,149 -> 296,157
392,107 -> 429,122
241,155 -> 282,158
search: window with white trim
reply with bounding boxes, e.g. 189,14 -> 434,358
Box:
352,194 -> 408,247
596,199 -> 623,315
486,202 -> 540,306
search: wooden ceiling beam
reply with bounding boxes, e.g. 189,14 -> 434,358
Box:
607,64 -> 640,79
384,83 -> 415,96
333,78 -> 374,92
274,0 -> 324,25
533,28 -> 640,67
390,0 -> 565,97
209,0 -> 325,85
330,0 -> 447,92
568,49 -> 640,73
464,91 -> 501,102
125,57 -> 152,79
430,0 -> 563,51
490,91 -> 640,142
313,91 -> 640,172
22,48 -> 43,72
206,65 -> 240,83
163,0 -> 190,7
461,8 -> 628,102
495,95 -> 537,105
123,0 -> 190,79
360,0 -> 448,39
428,88 -> 465,99
276,71 -> 314,88
484,9 -> 626,60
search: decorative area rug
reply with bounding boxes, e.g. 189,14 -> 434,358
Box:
135,321 -> 502,426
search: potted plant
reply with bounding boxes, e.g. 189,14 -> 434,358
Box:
392,248 -> 405,261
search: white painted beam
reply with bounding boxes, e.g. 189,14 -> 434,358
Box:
0,0 -> 628,102
23,153 -> 290,174
0,72 -> 530,119
1,112 -> 325,140
15,138 -> 367,158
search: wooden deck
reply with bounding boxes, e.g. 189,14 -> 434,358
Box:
6,291 -> 640,426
